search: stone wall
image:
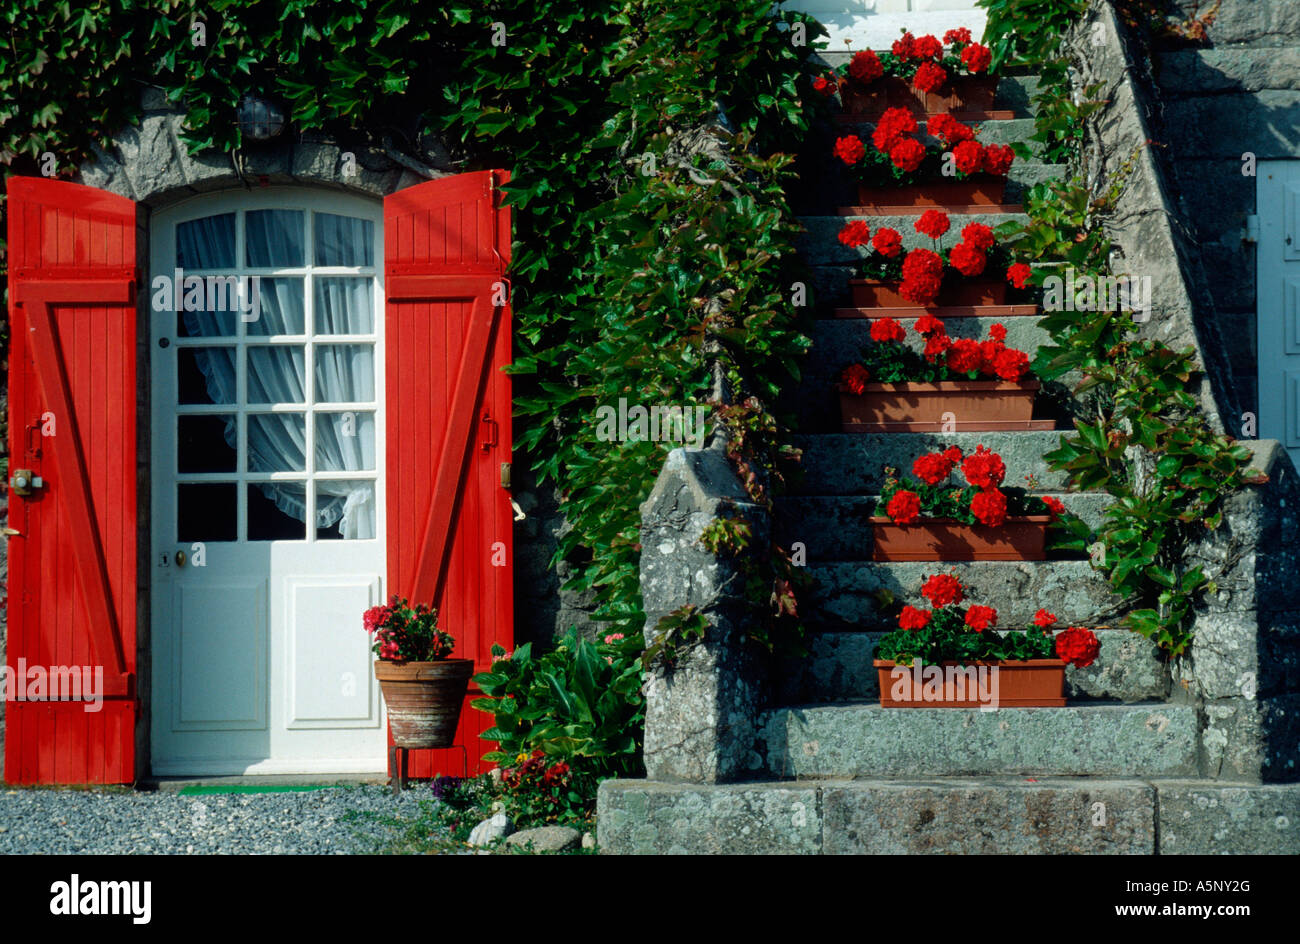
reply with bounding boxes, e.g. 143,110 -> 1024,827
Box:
1144,0 -> 1300,423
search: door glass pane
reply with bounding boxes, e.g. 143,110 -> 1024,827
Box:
178,347 -> 236,405
314,277 -> 373,334
247,346 -> 305,404
245,210 -> 305,267
316,480 -> 376,540
248,482 -> 307,541
178,414 -> 237,473
178,483 -> 237,542
248,277 -> 305,336
178,304 -> 238,338
176,213 -> 235,269
315,412 -> 375,471
314,213 -> 374,267
248,414 -> 306,472
314,345 -> 374,402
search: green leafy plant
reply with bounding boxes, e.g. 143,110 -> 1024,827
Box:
472,627 -> 645,821
362,596 -> 454,662
976,0 -> 1089,72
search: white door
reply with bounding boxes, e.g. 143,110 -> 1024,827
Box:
150,188 -> 387,774
1257,162 -> 1300,471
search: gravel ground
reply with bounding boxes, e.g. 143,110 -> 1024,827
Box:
0,784 -> 445,854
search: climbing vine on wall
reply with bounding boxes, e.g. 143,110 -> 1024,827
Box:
984,2 -> 1258,656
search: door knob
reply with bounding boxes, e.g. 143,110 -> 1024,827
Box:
174,549 -> 187,567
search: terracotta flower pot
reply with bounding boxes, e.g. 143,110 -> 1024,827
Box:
839,75 -> 999,117
838,380 -> 1038,430
855,176 -> 1007,208
913,75 -> 999,115
869,515 -> 1051,561
849,278 -> 1008,308
839,76 -> 916,115
874,658 -> 1067,707
374,658 -> 475,749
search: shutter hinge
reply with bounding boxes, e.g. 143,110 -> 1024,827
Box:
1243,214 -> 1260,243
500,462 -> 511,489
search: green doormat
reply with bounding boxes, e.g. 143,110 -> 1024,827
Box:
176,784 -> 345,796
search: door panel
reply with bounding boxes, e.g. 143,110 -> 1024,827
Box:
173,580 -> 267,729
285,576 -> 381,727
1258,163 -> 1300,468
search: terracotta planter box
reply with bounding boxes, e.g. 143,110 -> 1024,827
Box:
869,515 -> 1051,561
840,75 -> 999,116
874,659 -> 1067,707
855,176 -> 1007,208
849,278 -> 1008,308
374,658 -> 475,749
839,380 -> 1038,429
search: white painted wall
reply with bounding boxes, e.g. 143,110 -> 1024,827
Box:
782,0 -> 986,51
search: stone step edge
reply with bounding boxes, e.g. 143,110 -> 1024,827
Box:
829,304 -> 1041,318
596,778 -> 1300,855
836,203 -> 1025,216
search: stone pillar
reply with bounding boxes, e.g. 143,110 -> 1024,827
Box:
638,445 -> 769,783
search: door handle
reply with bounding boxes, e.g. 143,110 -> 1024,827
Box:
174,549 -> 187,567
481,414 -> 498,451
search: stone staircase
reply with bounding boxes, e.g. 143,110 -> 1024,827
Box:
598,59 -> 1300,854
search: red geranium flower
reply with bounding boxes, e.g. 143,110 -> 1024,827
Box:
964,604 -> 998,632
838,219 -> 871,248
962,444 -> 1007,488
870,317 -> 906,343
961,222 -> 995,251
1040,495 -> 1066,518
889,137 -> 927,173
912,61 -> 948,94
925,114 -> 974,146
813,75 -> 836,96
949,241 -> 987,276
946,337 -> 983,374
899,605 -> 932,631
1034,609 -> 1058,628
953,139 -> 984,176
872,227 -> 903,257
988,323 -> 1008,342
914,313 -> 946,337
921,573 -> 965,608
913,451 -> 957,485
913,34 -> 943,60
891,31 -> 916,59
900,247 -> 944,305
944,27 -> 973,46
982,143 -> 1016,176
922,329 -> 951,360
915,209 -> 951,240
1055,626 -> 1101,668
943,445 -> 964,464
961,42 -> 993,74
1006,262 -> 1033,289
871,107 -> 918,152
840,363 -> 871,395
886,489 -> 922,524
834,135 -> 867,165
992,347 -> 1030,381
849,49 -> 884,83
970,487 -> 1008,527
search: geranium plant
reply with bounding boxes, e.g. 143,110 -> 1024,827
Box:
834,108 -> 1015,188
839,212 -> 1015,304
839,314 -> 1034,386
363,596 -> 455,662
874,573 -> 1101,668
838,29 -> 996,94
873,445 -> 1066,527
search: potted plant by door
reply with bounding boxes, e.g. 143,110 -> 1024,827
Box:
873,574 -> 1102,707
869,445 -> 1066,560
366,597 -> 474,791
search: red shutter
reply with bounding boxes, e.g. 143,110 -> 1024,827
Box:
4,177 -> 138,784
383,171 -> 513,777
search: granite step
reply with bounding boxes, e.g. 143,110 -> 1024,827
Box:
774,492 -> 1111,557
798,558 -> 1121,633
799,212 -> 1031,263
790,431 -> 1081,495
761,702 -> 1199,779
597,778 -> 1300,855
801,66 -> 1044,119
776,628 -> 1169,705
